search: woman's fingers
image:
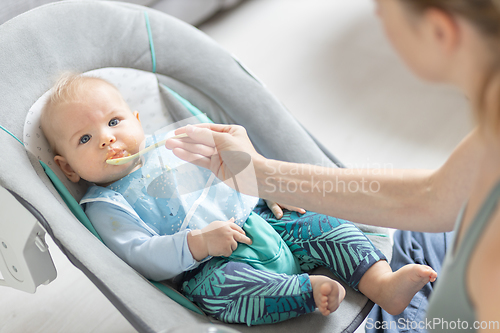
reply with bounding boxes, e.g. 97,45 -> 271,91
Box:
174,123 -> 234,136
177,125 -> 219,147
279,203 -> 306,214
166,139 -> 217,158
171,148 -> 212,169
166,126 -> 216,153
168,124 -> 254,155
166,124 -> 262,197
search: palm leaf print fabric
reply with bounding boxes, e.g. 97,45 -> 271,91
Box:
182,259 -> 314,325
181,203 -> 385,325
255,206 -> 384,290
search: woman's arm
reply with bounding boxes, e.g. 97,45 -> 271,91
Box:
256,129 -> 483,232
167,124 -> 483,232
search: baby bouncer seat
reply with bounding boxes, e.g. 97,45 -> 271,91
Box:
0,1 -> 392,332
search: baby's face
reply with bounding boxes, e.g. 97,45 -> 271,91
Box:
52,81 -> 146,185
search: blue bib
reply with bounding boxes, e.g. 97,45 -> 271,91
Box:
82,132 -> 300,275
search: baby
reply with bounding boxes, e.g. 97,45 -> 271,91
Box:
41,73 -> 437,326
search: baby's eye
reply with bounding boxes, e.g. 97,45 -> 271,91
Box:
79,134 -> 91,145
109,118 -> 120,127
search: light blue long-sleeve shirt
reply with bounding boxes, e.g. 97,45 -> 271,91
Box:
80,132 -> 258,281
82,193 -> 199,281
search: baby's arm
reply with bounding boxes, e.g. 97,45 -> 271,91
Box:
187,218 -> 252,260
84,201 -> 199,281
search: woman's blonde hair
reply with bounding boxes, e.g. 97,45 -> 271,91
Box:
400,0 -> 500,134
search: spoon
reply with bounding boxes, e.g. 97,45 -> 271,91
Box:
106,133 -> 188,165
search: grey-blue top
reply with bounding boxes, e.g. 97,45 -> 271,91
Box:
427,181 -> 500,332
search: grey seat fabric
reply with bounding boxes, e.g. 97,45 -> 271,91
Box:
0,1 -> 392,332
0,0 -> 243,26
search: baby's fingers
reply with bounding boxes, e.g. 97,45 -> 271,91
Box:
233,231 -> 252,245
229,222 -> 252,245
266,201 -> 284,219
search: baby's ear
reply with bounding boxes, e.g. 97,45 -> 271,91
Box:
54,155 -> 81,183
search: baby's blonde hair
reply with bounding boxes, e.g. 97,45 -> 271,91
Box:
41,72 -> 120,155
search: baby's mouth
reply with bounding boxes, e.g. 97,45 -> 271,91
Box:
106,148 -> 129,161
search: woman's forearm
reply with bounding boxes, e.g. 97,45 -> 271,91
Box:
252,130 -> 481,232
254,158 -> 449,232
256,158 -> 435,229
166,125 -> 479,232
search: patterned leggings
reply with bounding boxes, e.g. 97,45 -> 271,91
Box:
181,202 -> 386,326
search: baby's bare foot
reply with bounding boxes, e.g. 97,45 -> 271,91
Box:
310,275 -> 346,316
377,264 -> 437,315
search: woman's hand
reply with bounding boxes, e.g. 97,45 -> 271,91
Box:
265,200 -> 306,219
165,124 -> 264,196
187,218 -> 252,261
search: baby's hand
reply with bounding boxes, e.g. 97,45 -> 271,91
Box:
265,200 -> 306,219
187,218 -> 252,261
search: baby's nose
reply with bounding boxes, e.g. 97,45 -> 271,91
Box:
101,136 -> 116,148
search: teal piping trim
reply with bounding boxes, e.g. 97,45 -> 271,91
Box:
144,12 -> 157,73
161,84 -> 214,124
0,94 -> 203,315
363,232 -> 389,238
150,281 -> 204,315
40,161 -> 104,243
41,160 -> 203,315
0,125 -> 102,241
0,124 -> 24,146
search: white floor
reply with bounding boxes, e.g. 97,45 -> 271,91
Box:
0,1 -> 472,332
